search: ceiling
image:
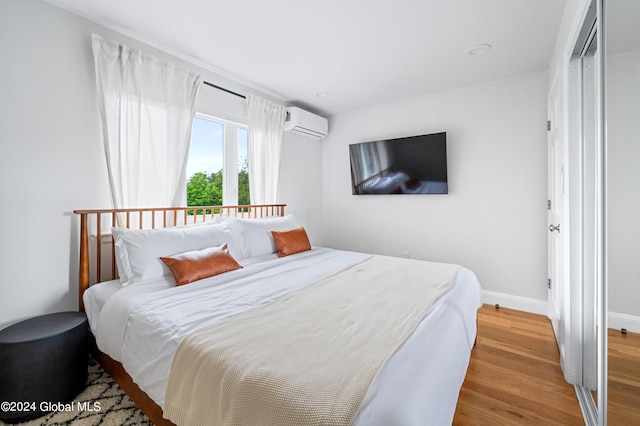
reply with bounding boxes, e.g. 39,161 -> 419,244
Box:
43,0 -> 566,116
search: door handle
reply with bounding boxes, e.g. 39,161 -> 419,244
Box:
549,224 -> 560,233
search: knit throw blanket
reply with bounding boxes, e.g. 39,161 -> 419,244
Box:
164,255 -> 460,426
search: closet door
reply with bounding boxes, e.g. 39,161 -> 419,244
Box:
563,1 -> 605,423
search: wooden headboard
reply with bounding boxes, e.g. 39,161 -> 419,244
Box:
73,204 -> 286,311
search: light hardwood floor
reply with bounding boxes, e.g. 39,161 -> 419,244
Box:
453,305 -> 640,425
453,305 -> 584,425
608,327 -> 640,425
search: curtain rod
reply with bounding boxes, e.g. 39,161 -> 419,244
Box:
203,81 -> 246,99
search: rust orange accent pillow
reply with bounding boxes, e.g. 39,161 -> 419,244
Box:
271,227 -> 312,257
160,244 -> 242,286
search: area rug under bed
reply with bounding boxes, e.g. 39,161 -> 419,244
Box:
1,357 -> 151,426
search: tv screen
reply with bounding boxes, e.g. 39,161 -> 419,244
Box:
349,132 -> 448,195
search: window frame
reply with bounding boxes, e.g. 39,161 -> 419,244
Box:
189,112 -> 249,206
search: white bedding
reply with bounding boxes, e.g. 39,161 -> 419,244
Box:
85,247 -> 482,425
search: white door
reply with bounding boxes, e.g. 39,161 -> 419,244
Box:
547,74 -> 564,356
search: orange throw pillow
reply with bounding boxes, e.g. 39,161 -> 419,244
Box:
160,244 -> 242,286
271,227 -> 312,257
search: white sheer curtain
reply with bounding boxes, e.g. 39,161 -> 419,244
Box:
246,94 -> 286,204
92,34 -> 202,209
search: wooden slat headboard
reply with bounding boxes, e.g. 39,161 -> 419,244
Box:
73,204 -> 286,311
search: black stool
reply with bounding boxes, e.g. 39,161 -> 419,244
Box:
0,312 -> 88,423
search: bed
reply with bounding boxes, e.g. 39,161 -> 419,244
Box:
74,204 -> 482,426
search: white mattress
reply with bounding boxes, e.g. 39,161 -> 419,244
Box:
84,247 -> 482,425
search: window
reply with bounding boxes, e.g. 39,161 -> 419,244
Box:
186,114 -> 250,207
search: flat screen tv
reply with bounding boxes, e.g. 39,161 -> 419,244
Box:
349,132 -> 448,195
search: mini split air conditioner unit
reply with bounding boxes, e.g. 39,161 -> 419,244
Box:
284,107 -> 328,140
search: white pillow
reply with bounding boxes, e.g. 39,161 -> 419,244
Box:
227,215 -> 301,258
112,222 -> 242,285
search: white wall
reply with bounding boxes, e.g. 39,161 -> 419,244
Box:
607,49 -> 640,320
0,0 -> 107,329
279,133 -> 324,246
0,0 -> 322,328
322,71 -> 549,303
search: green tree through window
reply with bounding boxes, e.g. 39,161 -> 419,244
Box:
186,115 -> 250,212
238,158 -> 250,206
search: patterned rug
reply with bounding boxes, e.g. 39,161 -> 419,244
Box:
1,357 -> 152,426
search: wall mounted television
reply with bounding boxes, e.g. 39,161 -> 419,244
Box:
349,132 -> 448,195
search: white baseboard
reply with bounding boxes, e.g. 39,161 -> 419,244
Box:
608,311 -> 640,334
482,290 -> 548,316
481,291 -> 640,334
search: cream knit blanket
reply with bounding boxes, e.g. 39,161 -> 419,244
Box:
164,255 -> 460,426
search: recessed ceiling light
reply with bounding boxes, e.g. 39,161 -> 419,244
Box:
315,90 -> 330,97
465,44 -> 492,56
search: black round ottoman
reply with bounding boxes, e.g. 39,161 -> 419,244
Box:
0,312 -> 88,423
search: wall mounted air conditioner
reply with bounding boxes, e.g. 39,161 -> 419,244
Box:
284,107 -> 328,140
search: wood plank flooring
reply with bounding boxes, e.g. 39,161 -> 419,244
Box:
453,304 -> 584,425
608,327 -> 640,425
453,305 -> 640,425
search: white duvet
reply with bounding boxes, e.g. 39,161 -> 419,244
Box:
84,247 -> 482,426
